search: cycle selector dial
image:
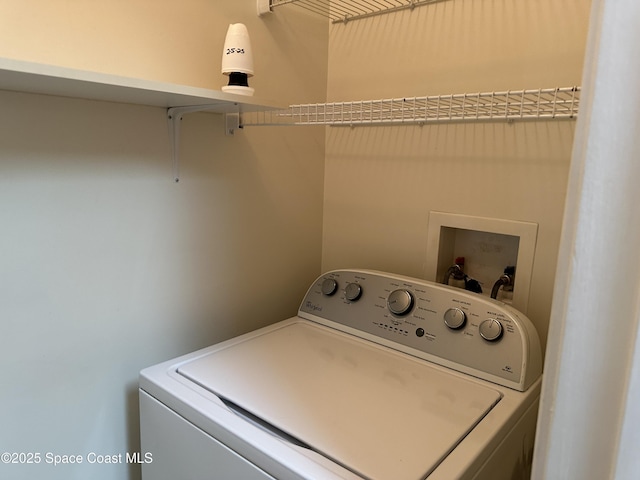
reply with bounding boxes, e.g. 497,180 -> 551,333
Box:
321,278 -> 338,296
345,283 -> 363,301
387,289 -> 414,315
479,318 -> 503,341
444,308 -> 466,329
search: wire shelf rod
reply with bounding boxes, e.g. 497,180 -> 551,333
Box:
241,87 -> 581,127
268,0 -> 450,24
330,1 -> 366,18
286,0 -> 332,17
331,0 -> 448,24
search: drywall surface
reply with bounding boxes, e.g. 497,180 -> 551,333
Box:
0,3 -> 327,480
322,0 -> 591,350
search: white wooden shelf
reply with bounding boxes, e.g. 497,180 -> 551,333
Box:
0,57 -> 282,182
0,57 -> 281,112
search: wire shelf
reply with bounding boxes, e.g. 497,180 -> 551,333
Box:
242,87 -> 581,127
269,0 -> 447,24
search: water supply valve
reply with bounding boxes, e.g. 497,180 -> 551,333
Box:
491,266 -> 516,299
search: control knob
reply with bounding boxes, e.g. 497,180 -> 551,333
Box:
321,278 -> 338,296
479,318 -> 503,341
444,308 -> 466,329
345,283 -> 363,301
387,289 -> 414,315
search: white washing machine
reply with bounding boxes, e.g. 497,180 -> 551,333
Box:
139,269 -> 542,480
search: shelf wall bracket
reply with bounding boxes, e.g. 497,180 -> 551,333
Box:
225,112 -> 240,136
257,0 -> 272,16
167,104 -> 241,182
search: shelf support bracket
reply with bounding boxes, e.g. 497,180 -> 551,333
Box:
257,0 -> 272,16
225,112 -> 240,136
167,104 -> 241,182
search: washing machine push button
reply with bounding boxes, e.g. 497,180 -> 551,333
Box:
345,283 -> 363,301
479,318 -> 503,341
444,308 -> 467,329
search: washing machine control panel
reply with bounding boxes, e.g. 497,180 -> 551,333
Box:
299,269 -> 542,391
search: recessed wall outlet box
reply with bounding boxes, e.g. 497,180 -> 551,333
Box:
426,212 -> 538,314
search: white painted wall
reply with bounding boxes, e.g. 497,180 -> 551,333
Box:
0,2 -> 327,480
322,0 -> 592,351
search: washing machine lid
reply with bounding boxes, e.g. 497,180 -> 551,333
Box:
178,321 -> 502,480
